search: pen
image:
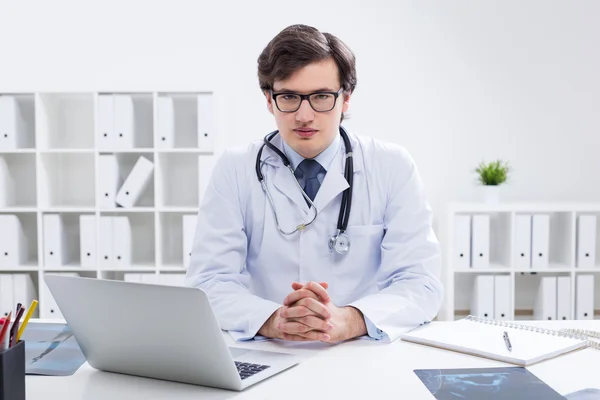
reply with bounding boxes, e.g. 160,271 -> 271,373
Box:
503,331 -> 512,352
0,312 -> 12,350
17,299 -> 39,342
9,306 -> 25,348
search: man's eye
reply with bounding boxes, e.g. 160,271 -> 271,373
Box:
315,94 -> 330,100
282,95 -> 298,101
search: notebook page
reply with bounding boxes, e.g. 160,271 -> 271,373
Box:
401,319 -> 587,366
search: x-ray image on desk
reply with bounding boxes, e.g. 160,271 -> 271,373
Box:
414,367 -> 566,400
21,322 -> 87,376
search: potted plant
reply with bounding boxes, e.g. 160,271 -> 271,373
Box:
475,160 -> 510,203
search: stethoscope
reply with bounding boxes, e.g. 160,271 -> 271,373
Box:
255,126 -> 354,255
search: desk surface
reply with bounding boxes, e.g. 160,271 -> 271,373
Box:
26,320 -> 600,399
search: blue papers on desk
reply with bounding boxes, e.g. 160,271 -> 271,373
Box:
20,322 -> 86,376
414,367 -> 565,400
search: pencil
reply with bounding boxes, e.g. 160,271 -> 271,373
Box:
16,300 -> 38,342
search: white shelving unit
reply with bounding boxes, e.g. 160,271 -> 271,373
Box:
444,202 -> 600,322
0,91 -> 219,319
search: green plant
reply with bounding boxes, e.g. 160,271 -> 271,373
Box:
475,160 -> 510,186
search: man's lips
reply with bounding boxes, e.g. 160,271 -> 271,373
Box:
294,128 -> 318,138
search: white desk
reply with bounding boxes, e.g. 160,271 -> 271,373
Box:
26,320 -> 600,399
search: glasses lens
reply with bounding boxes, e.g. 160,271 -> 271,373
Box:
276,94 -> 301,112
309,93 -> 335,111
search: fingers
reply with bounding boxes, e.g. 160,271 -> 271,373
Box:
282,330 -> 330,342
284,282 -> 330,305
291,281 -> 329,291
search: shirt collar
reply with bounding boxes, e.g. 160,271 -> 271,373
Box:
282,133 -> 341,172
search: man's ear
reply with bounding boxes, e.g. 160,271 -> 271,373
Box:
265,90 -> 274,115
342,92 -> 351,113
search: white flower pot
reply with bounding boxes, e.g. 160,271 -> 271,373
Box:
481,185 -> 501,204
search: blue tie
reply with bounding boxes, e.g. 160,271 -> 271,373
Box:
294,159 -> 325,205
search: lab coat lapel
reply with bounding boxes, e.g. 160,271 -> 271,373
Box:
313,146 -> 349,213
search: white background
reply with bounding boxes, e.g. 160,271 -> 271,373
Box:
1,0 -> 599,250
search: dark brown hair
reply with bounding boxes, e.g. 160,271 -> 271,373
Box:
257,24 -> 357,121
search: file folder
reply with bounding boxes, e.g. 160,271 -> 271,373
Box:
43,214 -> 68,268
197,94 -> 215,152
534,276 -> 557,320
0,96 -> 27,149
494,275 -> 511,320
79,215 -> 96,268
0,274 -> 14,317
112,216 -> 132,267
140,273 -> 158,284
576,274 -> 594,320
41,273 -> 80,319
531,214 -> 550,269
470,275 -> 494,318
0,215 -> 28,268
98,154 -> 120,209
99,216 -> 113,268
115,156 -> 154,208
556,276 -> 571,320
576,215 -> 597,268
160,273 -> 186,286
198,156 -> 215,206
471,215 -> 490,268
98,94 -> 115,149
12,274 -> 37,318
453,215 -> 471,268
514,214 -> 532,269
183,215 -> 197,268
114,95 -> 136,149
124,273 -> 141,283
157,97 -> 175,148
0,156 -> 15,208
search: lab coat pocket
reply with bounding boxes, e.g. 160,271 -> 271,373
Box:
330,224 -> 384,299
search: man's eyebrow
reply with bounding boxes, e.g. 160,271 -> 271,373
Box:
273,87 -> 336,93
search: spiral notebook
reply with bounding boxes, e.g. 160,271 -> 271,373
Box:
400,316 -> 591,366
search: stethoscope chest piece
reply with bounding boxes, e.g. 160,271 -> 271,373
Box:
329,231 -> 350,255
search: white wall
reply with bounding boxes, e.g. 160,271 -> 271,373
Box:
2,0 -> 599,258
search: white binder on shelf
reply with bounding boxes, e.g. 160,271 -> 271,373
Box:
494,275 -> 511,320
0,156 -> 15,208
13,273 -> 37,317
115,156 -> 154,208
98,154 -> 120,208
453,215 -> 471,268
0,96 -> 27,149
98,94 -> 115,149
183,214 -> 197,268
157,96 -> 175,148
112,216 -> 132,267
114,95 -> 137,149
531,214 -> 550,269
576,274 -> 594,320
43,214 -> 68,268
471,215 -> 490,268
556,276 -> 571,320
198,155 -> 215,206
534,276 -> 557,320
197,94 -> 215,152
0,214 -> 28,268
514,214 -> 532,269
42,272 -> 80,319
576,215 -> 597,268
79,215 -> 96,268
140,273 -> 159,284
124,273 -> 141,283
0,274 -> 14,317
160,273 -> 186,287
470,275 -> 494,319
99,216 -> 114,268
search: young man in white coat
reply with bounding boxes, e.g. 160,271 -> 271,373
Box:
186,24 -> 443,343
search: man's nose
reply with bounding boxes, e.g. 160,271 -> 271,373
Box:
295,99 -> 315,122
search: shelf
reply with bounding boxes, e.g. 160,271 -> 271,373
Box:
0,149 -> 36,154
0,94 -> 36,149
159,265 -> 187,271
449,202 -> 600,213
44,266 -> 95,272
40,149 -> 95,154
0,153 -> 37,207
158,207 -> 199,213
38,152 -> 96,208
37,93 -> 95,149
0,263 -> 39,272
99,207 -> 155,213
157,152 -> 199,208
0,207 -> 37,213
454,267 -> 511,274
157,149 -> 213,154
42,207 -> 96,213
100,265 -> 157,272
98,148 -> 155,154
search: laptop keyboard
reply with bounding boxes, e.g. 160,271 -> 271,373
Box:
234,361 -> 270,380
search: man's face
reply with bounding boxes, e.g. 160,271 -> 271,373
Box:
266,58 -> 350,159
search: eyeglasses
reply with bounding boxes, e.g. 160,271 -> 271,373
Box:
271,88 -> 344,113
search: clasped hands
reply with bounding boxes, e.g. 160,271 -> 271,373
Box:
258,281 -> 366,343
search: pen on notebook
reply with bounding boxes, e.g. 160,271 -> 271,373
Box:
503,331 -> 512,352
17,299 -> 39,342
0,311 -> 12,350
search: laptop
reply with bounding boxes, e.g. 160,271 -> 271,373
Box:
44,274 -> 299,391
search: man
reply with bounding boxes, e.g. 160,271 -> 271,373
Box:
186,24 -> 443,343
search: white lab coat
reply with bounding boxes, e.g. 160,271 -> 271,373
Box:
185,130 -> 443,342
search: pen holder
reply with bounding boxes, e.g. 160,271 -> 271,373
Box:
0,340 -> 26,400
